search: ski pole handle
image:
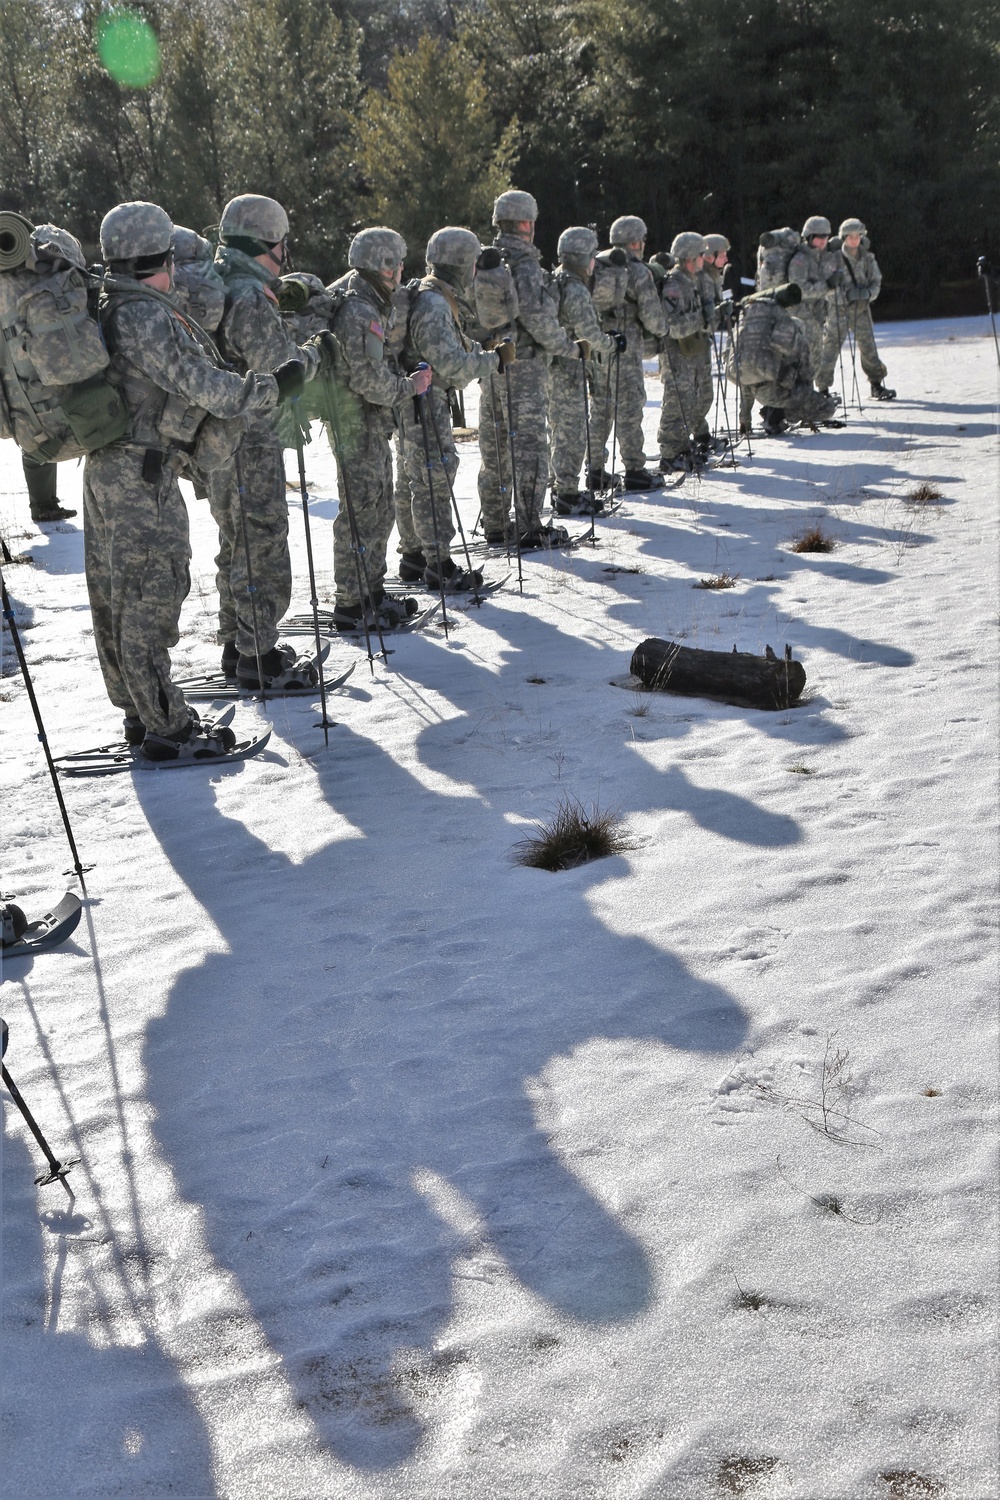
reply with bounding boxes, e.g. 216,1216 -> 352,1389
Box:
412,361 -> 429,423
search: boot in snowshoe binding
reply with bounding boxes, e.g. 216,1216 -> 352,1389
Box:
140,715 -> 237,762
423,556 -> 484,591
398,551 -> 427,582
518,522 -> 570,550
553,491 -> 606,517
236,642 -> 317,691
870,383 -> 896,401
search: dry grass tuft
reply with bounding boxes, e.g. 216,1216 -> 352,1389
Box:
693,571 -> 741,590
790,525 -> 835,553
512,799 -> 634,872
717,1454 -> 779,1494
879,1470 -> 945,1499
904,483 -> 944,508
922,1087 -> 943,1097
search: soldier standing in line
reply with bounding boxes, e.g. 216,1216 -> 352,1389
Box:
210,194 -> 325,691
658,233 -> 716,471
479,189 -> 582,548
88,201 -> 298,760
323,227 -> 432,631
815,218 -> 896,401
398,226 -> 498,589
699,232 -> 735,453
547,225 -> 619,514
588,216 -> 665,490
788,216 -> 843,370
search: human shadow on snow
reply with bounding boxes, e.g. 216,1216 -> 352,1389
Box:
137,660 -> 762,1471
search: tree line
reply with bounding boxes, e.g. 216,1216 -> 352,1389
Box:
2,0 -> 997,313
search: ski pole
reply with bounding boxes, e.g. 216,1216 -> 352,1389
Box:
730,304 -> 753,460
413,369 -> 451,637
0,551 -> 90,881
500,365 -> 524,594
580,344 -> 598,546
427,402 -> 483,606
1,1019 -> 79,1188
290,401 -> 333,745
609,344 -> 622,495
487,372 -> 513,558
710,325 -> 738,462
977,257 -> 1000,372
317,371 -> 388,673
832,292 -> 848,414
232,446 -> 267,710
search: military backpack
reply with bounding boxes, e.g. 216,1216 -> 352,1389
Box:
756,228 -> 801,292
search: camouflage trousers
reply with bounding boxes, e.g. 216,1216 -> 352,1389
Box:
589,345 -> 647,472
206,437 -> 291,657
83,446 -> 191,736
815,303 -> 887,391
399,386 -> 459,562
796,303 -> 828,369
548,357 -> 594,493
657,340 -> 713,460
745,371 -> 835,424
332,422 -> 393,606
391,429 -> 418,556
478,357 -> 550,534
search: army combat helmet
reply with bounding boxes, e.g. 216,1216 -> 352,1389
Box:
557,226 -> 599,270
348,227 -> 407,273
219,195 -> 290,260
838,218 -> 866,238
801,215 -> 832,240
671,232 -> 708,264
493,190 -> 538,227
426,227 -> 481,269
610,215 -> 647,246
100,201 -> 173,276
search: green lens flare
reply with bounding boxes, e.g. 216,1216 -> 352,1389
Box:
96,11 -> 161,89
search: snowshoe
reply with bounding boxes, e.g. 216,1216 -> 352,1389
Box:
870,383 -> 896,401
423,557 -> 484,592
398,551 -> 427,583
139,714 -> 238,763
659,453 -> 692,474
518,523 -> 570,550
372,591 -> 419,623
483,527 -> 511,546
623,469 -> 656,491
553,491 -> 606,517
236,642 -> 318,691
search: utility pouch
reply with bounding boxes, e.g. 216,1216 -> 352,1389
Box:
59,375 -> 129,451
142,448 -> 164,485
676,332 -> 707,358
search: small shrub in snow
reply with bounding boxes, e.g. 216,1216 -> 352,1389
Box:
693,570 -> 740,590
790,524 -> 835,553
717,1453 -> 779,1493
904,483 -> 944,508
512,799 -> 634,872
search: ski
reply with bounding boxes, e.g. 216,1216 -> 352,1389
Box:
177,658 -> 352,702
1,893 -> 82,956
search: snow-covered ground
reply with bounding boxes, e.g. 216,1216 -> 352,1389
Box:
1,317 -> 998,1500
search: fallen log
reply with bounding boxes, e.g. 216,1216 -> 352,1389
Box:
630,638 -> 806,710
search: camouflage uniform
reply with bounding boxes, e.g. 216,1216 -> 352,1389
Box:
402,269 -> 497,566
171,228 -> 225,334
589,219 -> 665,476
386,281 -> 417,558
85,265 -> 277,734
326,268 -> 421,608
815,230 -> 888,391
209,244 -> 319,657
478,222 -> 577,536
788,218 -> 840,369
548,234 -> 615,498
725,289 -> 836,426
658,236 -> 714,464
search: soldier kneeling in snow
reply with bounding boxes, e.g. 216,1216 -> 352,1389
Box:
727,283 -> 838,436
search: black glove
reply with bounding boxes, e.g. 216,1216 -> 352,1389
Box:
274,359 -> 306,403
476,246 -> 502,271
827,268 -> 845,288
609,330 -> 627,353
845,285 -> 861,303
608,247 -> 628,266
496,337 -> 516,368
307,329 -> 337,374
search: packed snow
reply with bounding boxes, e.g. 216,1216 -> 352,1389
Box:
2,316 -> 998,1499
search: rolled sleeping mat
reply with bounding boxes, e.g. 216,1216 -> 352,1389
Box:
0,212 -> 34,271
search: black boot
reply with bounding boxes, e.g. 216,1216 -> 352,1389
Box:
424,556 -> 484,591
870,382 -> 896,401
236,643 -> 317,690
623,468 -> 656,490
398,551 -> 427,582
221,641 -> 239,679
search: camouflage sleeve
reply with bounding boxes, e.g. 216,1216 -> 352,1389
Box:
661,281 -> 705,340
630,261 -> 667,338
788,250 -> 829,304
409,291 -> 498,390
513,260 -> 577,357
333,298 -> 416,408
222,283 -> 321,379
113,302 -> 277,418
864,252 -> 882,302
560,280 -> 615,352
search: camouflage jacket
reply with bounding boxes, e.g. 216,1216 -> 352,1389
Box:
727,292 -> 808,387
214,245 -> 320,443
493,233 -> 577,359
622,251 -> 667,346
661,264 -> 710,349
550,267 -> 616,367
326,271 -> 419,451
98,277 -> 277,451
404,277 -> 497,393
836,243 -> 882,306
787,243 -> 840,308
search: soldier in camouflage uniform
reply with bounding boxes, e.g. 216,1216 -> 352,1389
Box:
478,189 -> 581,547
725,283 -> 837,434
547,226 -> 618,513
589,215 -> 665,489
788,216 -> 843,370
171,227 -> 225,334
399,226 -> 498,588
699,233 -> 735,452
815,218 -> 895,401
87,201 -> 295,760
210,194 -> 324,690
323,227 -> 432,630
658,233 -> 717,471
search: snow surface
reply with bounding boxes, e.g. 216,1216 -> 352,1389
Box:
1,316 -> 998,1500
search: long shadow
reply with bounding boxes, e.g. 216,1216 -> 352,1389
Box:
1,1125 -> 215,1497
137,705 -> 756,1471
